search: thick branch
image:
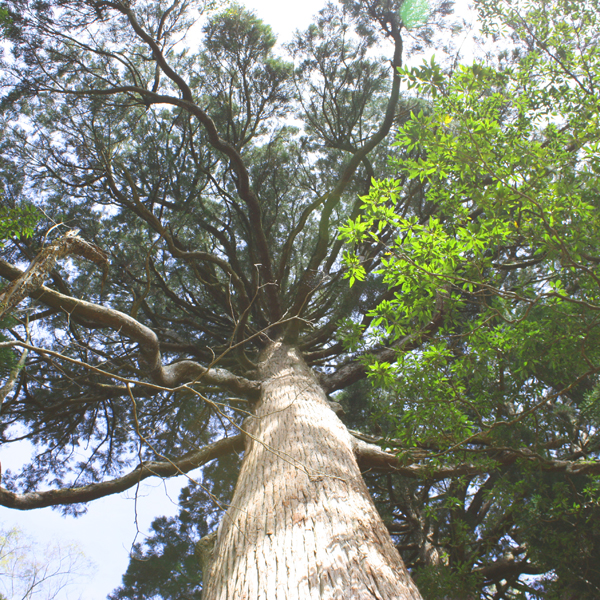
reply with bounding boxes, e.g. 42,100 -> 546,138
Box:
0,259 -> 260,397
474,553 -> 543,583
93,1 -> 282,322
351,435 -> 600,477
322,306 -> 446,393
352,437 -> 481,479
287,21 -> 404,323
0,434 -> 243,510
0,230 -> 107,319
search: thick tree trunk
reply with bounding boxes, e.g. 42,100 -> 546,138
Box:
202,342 -> 422,600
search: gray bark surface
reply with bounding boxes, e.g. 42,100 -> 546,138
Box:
202,342 -> 422,600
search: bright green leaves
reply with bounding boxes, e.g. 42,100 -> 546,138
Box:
398,55 -> 446,97
341,249 -> 366,287
0,203 -> 38,246
389,51 -> 600,296
367,341 -> 477,448
340,0 -> 600,467
399,0 -> 430,29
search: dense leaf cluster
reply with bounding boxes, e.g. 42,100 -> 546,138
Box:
342,0 -> 600,597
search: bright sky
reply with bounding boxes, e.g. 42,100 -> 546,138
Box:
0,1 -> 475,598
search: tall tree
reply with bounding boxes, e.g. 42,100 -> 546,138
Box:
0,0 -> 457,598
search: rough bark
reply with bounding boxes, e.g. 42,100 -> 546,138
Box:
202,342 -> 422,600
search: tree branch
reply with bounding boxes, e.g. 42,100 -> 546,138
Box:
321,304 -> 446,393
474,552 -> 543,583
93,0 -> 282,322
0,434 -> 244,510
287,19 -> 404,325
351,434 -> 600,477
353,437 -> 482,479
0,259 -> 260,397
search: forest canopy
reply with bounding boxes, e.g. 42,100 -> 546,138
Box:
0,0 -> 598,598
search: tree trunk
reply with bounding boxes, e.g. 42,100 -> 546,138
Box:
202,342 -> 422,600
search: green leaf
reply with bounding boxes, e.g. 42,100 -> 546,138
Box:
400,0 -> 431,29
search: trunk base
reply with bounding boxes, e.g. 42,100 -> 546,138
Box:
202,342 -> 422,600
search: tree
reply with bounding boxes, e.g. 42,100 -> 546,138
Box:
0,526 -> 93,599
110,455 -> 240,600
0,0 -> 460,598
342,0 -> 600,597
0,2 -> 38,397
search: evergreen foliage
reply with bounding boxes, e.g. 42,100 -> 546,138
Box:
0,0 -> 597,597
342,0 -> 600,596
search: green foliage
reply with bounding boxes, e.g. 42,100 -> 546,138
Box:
400,0 -> 430,29
341,0 -> 600,449
519,473 -> 600,598
0,316 -> 17,377
342,0 -> 600,596
0,4 -> 10,35
0,203 -> 38,245
111,511 -> 204,600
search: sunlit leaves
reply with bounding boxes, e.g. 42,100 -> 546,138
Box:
0,203 -> 38,246
341,2 -> 600,594
400,0 -> 431,29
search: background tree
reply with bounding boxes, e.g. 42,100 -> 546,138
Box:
342,0 -> 600,597
110,454 -> 239,600
0,0 -> 458,598
0,526 -> 93,599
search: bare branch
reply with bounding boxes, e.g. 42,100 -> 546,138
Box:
0,259 -> 260,396
0,434 -> 243,511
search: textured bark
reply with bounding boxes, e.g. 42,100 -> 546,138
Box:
202,342 -> 422,600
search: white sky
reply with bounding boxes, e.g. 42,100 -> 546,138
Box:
0,1 -> 475,598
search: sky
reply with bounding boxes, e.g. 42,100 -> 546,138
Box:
0,0 -> 475,598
